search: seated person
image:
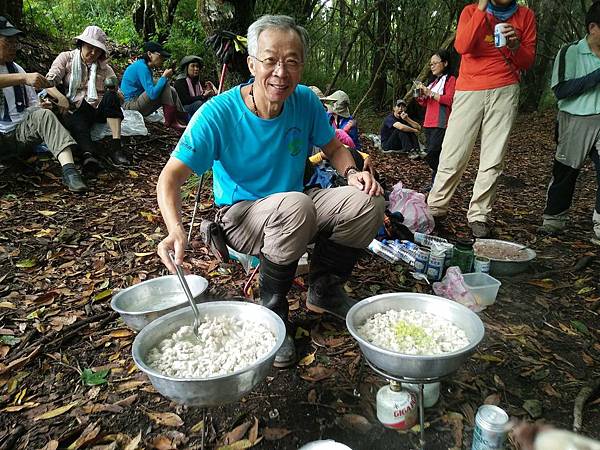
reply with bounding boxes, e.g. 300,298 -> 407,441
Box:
45,26 -> 130,172
156,15 -> 384,368
173,55 -> 217,116
0,17 -> 86,193
308,86 -> 355,147
323,90 -> 361,149
380,99 -> 421,154
120,42 -> 186,130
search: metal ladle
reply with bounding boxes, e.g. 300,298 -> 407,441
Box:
169,252 -> 202,340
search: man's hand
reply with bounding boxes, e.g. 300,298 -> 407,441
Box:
400,111 -> 408,120
157,225 -> 188,274
347,170 -> 383,197
478,0 -> 489,11
24,72 -> 51,89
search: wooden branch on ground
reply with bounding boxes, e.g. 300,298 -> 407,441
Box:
573,378 -> 600,432
3,311 -> 117,367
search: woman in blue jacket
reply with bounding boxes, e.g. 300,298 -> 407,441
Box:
121,41 -> 186,130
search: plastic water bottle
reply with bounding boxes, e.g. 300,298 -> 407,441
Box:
413,232 -> 449,247
368,240 -> 399,263
387,240 -> 417,265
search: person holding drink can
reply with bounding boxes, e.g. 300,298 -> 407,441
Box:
426,0 -> 536,238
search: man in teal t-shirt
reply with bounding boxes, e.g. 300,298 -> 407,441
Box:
156,15 -> 384,368
540,2 -> 600,243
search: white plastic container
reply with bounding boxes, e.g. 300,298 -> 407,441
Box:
462,273 -> 501,306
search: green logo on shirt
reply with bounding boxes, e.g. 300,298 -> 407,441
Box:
284,127 -> 303,156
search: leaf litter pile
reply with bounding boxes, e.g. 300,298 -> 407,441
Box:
1,112 -> 599,449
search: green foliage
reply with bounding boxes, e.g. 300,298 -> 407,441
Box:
80,368 -> 110,386
24,0 -> 139,44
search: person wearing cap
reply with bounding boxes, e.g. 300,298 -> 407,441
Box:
426,0 -> 536,238
156,15 -> 384,368
120,42 -> 187,131
46,25 -> 130,172
173,55 -> 217,117
0,16 -> 87,193
379,99 -> 421,154
322,90 -> 361,149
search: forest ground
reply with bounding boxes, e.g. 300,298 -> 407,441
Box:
1,110 -> 599,450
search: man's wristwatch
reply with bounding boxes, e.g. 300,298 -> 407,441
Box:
344,166 -> 359,178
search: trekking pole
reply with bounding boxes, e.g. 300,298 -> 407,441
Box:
187,173 -> 205,245
217,41 -> 231,94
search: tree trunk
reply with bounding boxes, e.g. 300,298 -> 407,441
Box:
369,1 -> 390,109
0,0 -> 23,25
519,0 -> 563,111
338,0 -> 347,76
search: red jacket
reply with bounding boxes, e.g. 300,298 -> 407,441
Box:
454,4 -> 537,91
417,75 -> 456,128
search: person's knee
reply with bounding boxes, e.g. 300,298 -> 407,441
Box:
277,192 -> 317,228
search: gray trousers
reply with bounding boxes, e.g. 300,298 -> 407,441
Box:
123,85 -> 184,116
217,187 -> 385,265
0,108 -> 75,160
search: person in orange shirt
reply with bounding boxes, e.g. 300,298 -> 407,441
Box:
426,0 -> 536,237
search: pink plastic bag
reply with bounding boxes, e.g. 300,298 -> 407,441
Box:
433,267 -> 484,312
388,181 -> 434,234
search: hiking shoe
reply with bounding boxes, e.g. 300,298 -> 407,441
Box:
199,220 -> 230,262
469,221 -> 491,238
381,148 -> 402,154
537,223 -> 565,235
108,148 -> 131,166
61,166 -> 87,193
408,150 -> 420,160
81,153 -> 101,178
273,333 -> 297,368
418,149 -> 429,159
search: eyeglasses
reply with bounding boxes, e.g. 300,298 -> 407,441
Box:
249,55 -> 304,72
430,61 -> 443,67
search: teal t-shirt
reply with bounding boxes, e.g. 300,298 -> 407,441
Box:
551,38 -> 600,115
172,83 -> 335,206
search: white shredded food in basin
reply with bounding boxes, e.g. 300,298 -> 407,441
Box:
357,309 -> 469,355
146,316 -> 276,378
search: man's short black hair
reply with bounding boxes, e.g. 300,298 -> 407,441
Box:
585,1 -> 600,32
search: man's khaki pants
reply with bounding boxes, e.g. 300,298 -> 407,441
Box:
217,186 -> 385,265
0,108 -> 75,160
427,84 -> 519,223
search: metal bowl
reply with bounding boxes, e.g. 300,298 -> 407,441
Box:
132,301 -> 285,406
346,293 -> 485,379
474,239 -> 536,276
111,275 -> 208,331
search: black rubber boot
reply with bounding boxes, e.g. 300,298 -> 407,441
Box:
61,163 -> 87,193
259,254 -> 299,368
306,236 -> 361,321
108,138 -> 131,166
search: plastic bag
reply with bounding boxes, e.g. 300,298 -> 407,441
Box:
91,109 -> 148,141
388,181 -> 434,234
433,266 -> 483,312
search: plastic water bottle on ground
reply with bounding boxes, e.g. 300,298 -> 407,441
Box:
414,232 -> 448,247
368,240 -> 399,263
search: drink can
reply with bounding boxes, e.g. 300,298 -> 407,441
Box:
494,23 -> 507,48
414,249 -> 429,274
471,405 -> 509,450
474,256 -> 491,274
426,250 -> 444,281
